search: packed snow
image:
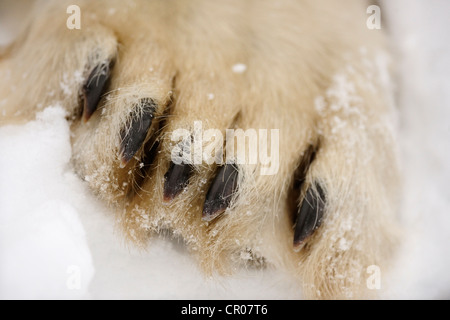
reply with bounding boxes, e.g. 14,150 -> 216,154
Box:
0,1 -> 449,299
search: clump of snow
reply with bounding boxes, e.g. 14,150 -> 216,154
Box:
60,71 -> 85,97
232,63 -> 247,74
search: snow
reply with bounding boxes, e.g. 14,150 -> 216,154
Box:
1,1 -> 449,299
382,0 -> 450,299
0,107 -> 94,299
232,63 -> 247,74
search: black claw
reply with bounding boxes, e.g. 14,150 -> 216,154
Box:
140,140 -> 160,174
82,62 -> 111,122
163,162 -> 194,202
120,99 -> 156,164
203,164 -> 239,221
293,183 -> 325,248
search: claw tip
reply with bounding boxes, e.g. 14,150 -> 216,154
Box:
163,193 -> 174,203
202,205 -> 225,222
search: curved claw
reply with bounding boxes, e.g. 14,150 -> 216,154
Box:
202,164 -> 239,221
120,98 -> 156,164
82,62 -> 111,122
163,162 -> 194,202
293,183 -> 325,249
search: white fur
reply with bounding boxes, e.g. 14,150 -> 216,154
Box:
0,0 -> 400,299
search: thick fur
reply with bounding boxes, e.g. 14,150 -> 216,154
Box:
0,0 -> 400,299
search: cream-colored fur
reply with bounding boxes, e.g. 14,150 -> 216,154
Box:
0,0 -> 400,299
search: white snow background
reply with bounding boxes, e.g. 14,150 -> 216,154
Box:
0,1 -> 449,299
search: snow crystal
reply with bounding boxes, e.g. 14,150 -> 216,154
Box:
314,96 -> 326,115
240,251 -> 252,261
232,63 -> 247,74
60,82 -> 71,96
338,238 -> 350,251
73,70 -> 84,84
